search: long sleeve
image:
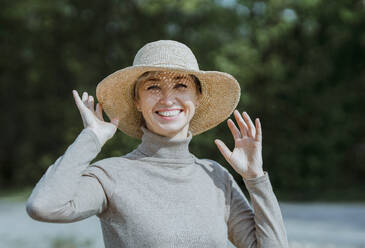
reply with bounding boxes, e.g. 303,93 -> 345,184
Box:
227,171 -> 289,248
26,128 -> 108,223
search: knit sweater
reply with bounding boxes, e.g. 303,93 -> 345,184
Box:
26,126 -> 289,248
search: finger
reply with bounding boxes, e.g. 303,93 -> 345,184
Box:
73,90 -> 86,110
96,103 -> 104,121
233,110 -> 248,136
87,95 -> 94,111
227,119 -> 241,139
255,118 -> 262,142
73,90 -> 87,126
214,139 -> 232,162
111,117 -> 119,127
82,92 -> 88,103
242,111 -> 256,138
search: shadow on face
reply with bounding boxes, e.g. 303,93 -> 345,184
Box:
133,71 -> 202,138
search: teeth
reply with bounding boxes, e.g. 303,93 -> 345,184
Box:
157,110 -> 181,117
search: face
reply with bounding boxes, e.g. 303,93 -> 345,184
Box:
134,71 -> 200,139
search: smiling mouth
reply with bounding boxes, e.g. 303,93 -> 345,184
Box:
155,109 -> 183,117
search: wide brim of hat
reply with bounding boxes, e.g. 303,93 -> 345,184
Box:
96,65 -> 241,139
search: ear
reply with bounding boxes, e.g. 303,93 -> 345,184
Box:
134,100 -> 142,112
195,95 -> 201,108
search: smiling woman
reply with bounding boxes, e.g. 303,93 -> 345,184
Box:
134,71 -> 201,139
26,40 -> 289,248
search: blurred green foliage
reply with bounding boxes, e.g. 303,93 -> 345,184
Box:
1,0 -> 364,200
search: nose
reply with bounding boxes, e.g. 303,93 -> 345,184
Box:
158,90 -> 175,106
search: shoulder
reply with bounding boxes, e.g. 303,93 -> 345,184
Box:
195,157 -> 241,185
87,147 -> 145,171
195,157 -> 229,172
84,154 -> 136,176
93,147 -> 143,166
92,156 -> 129,167
194,157 -> 232,183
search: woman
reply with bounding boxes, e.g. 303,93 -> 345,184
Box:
26,40 -> 289,247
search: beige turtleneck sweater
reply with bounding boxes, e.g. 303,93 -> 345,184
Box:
26,127 -> 288,248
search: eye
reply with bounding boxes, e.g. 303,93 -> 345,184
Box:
174,83 -> 187,89
147,85 -> 160,90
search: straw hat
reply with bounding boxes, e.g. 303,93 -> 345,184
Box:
96,40 -> 241,139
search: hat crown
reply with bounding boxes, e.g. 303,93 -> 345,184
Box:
133,40 -> 199,71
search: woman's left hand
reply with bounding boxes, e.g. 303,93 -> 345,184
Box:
215,110 -> 264,180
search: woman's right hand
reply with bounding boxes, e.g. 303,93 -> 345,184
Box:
72,90 -> 119,146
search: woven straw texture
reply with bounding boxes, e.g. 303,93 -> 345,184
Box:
96,40 -> 241,139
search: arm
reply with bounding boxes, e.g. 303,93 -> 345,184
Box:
26,90 -> 120,223
215,110 -> 288,247
26,128 -> 107,223
227,171 -> 288,247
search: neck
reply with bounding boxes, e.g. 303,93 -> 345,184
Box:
145,124 -> 190,142
137,126 -> 193,160
163,125 -> 190,141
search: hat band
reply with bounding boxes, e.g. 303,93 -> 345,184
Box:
134,63 -> 199,71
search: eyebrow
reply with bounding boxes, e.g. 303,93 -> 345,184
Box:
173,75 -> 188,80
146,77 -> 160,82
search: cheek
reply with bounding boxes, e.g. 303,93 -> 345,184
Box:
138,93 -> 159,111
183,100 -> 197,115
180,92 -> 199,108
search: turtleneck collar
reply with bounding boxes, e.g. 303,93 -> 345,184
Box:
136,126 -> 193,160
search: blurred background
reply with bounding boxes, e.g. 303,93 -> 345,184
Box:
1,0 -> 364,247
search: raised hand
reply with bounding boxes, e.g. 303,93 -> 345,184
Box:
72,90 -> 119,146
215,110 -> 264,180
